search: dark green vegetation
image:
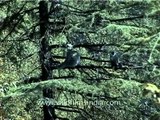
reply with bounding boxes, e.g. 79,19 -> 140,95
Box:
0,0 -> 160,120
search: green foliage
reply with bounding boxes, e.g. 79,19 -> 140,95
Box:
0,0 -> 160,119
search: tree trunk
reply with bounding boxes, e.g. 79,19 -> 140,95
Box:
39,1 -> 56,120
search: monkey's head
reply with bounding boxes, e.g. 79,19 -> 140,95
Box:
67,44 -> 73,50
110,51 -> 115,55
110,51 -> 117,56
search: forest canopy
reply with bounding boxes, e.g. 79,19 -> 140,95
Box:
0,0 -> 160,120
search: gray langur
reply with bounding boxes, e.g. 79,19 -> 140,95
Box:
110,51 -> 122,70
58,44 -> 80,69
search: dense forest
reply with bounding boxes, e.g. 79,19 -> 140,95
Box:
0,0 -> 160,120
